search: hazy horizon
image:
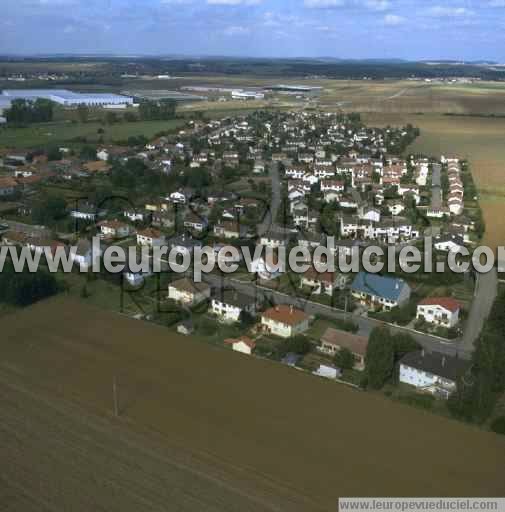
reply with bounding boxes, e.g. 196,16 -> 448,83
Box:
2,0 -> 505,61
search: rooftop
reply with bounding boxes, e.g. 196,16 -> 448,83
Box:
418,297 -> 460,313
321,328 -> 368,357
400,351 -> 468,383
262,305 -> 309,326
351,272 -> 408,302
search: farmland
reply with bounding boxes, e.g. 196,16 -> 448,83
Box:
1,297 -> 504,511
0,118 -> 185,148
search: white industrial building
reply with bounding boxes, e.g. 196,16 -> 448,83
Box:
1,89 -> 133,107
231,90 -> 265,100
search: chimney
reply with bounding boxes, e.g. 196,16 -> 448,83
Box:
275,305 -> 279,312
421,349 -> 425,358
290,305 -> 294,314
442,356 -> 446,367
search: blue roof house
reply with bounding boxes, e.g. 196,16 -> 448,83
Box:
351,272 -> 411,311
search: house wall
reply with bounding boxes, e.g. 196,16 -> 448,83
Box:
399,364 -> 456,397
417,305 -> 458,327
211,300 -> 242,322
232,342 -> 252,355
261,317 -> 309,338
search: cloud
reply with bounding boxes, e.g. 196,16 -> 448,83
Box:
303,0 -> 345,8
364,0 -> 391,11
426,6 -> 474,18
383,13 -> 405,25
222,24 -> 251,35
488,0 -> 505,6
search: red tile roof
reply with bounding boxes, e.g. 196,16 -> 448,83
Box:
418,297 -> 460,313
224,336 -> 256,350
137,227 -> 162,239
262,305 -> 309,326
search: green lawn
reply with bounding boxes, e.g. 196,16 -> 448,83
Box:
0,119 -> 186,149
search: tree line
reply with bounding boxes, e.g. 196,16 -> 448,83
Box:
5,98 -> 54,124
448,289 -> 505,428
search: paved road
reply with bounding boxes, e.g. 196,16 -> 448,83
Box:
203,273 -> 469,359
257,162 -> 280,236
431,164 -> 442,210
461,268 -> 497,353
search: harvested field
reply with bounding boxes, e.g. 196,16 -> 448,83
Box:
1,297 -> 504,511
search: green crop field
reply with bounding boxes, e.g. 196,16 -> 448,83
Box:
0,119 -> 186,148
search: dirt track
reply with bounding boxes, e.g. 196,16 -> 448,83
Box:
1,297 -> 504,511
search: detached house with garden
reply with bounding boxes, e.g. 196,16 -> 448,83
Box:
351,272 -> 411,311
260,305 -> 310,338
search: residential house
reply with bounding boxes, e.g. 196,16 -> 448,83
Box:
211,289 -> 256,322
70,204 -> 99,221
319,327 -> 368,371
184,212 -> 207,233
224,336 -> 256,355
399,350 -> 468,399
261,305 -> 310,338
260,228 -> 291,248
416,297 -> 460,328
169,191 -> 186,204
99,220 -> 132,239
301,267 -> 346,295
136,227 -> 165,247
213,221 -> 243,239
387,201 -> 405,216
168,278 -> 211,306
0,177 -> 18,197
320,179 -> 344,192
434,234 -> 466,253
351,272 -> 411,311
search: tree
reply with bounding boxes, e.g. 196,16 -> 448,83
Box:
77,104 -> 89,123
124,112 -> 137,123
239,310 -> 255,328
138,99 -> 176,121
365,326 -> 395,389
32,194 -> 68,225
490,416 -> 505,435
334,347 -> 355,370
105,112 -> 118,125
5,98 -> 54,124
0,262 -> 59,307
80,145 -> 97,161
46,146 -> 62,161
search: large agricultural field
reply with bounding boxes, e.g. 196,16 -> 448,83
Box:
1,297 -> 504,511
0,118 -> 185,148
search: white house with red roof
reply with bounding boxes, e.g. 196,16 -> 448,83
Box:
416,297 -> 460,328
261,305 -> 310,338
136,227 -> 165,247
224,336 -> 256,355
300,267 -> 347,296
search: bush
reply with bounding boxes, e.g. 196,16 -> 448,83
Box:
490,416 -> 505,435
334,347 -> 355,370
397,392 -> 435,410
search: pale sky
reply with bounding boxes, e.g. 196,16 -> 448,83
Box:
1,0 -> 504,61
